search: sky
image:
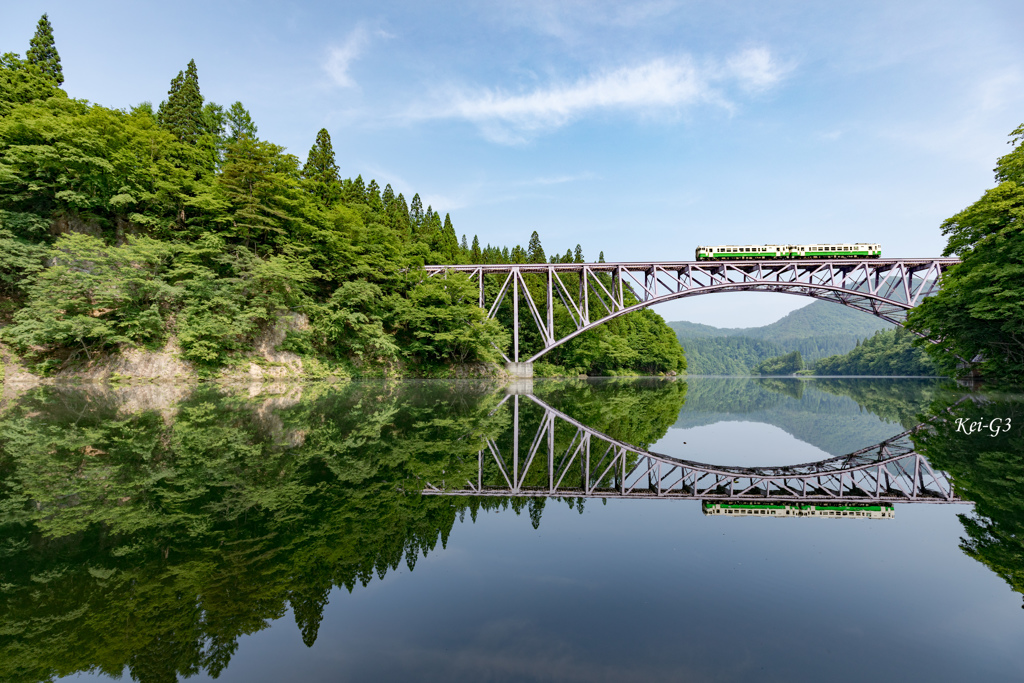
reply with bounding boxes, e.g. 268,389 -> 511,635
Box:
3,1 -> 1022,327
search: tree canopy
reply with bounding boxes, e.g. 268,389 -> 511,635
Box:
907,123 -> 1024,383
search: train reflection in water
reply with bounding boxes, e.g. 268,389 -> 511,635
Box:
702,501 -> 895,519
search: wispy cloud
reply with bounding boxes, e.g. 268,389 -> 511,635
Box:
407,48 -> 791,143
324,25 -> 389,88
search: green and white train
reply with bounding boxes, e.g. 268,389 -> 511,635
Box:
701,501 -> 895,519
694,243 -> 881,260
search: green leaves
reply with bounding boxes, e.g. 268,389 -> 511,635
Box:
25,14 -> 63,86
392,273 -> 509,365
907,140 -> 1024,382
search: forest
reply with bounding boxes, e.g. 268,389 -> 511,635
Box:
0,16 -> 686,379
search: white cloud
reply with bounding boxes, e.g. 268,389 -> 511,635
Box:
409,48 -> 791,143
726,48 -> 789,92
324,25 -> 386,88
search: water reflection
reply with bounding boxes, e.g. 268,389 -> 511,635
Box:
0,378 -> 1019,682
428,389 -> 959,504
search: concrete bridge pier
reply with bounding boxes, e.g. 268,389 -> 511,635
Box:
506,362 -> 533,379
505,362 -> 534,395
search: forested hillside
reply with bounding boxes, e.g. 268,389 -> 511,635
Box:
0,16 -> 684,378
812,328 -> 939,376
670,300 -> 892,374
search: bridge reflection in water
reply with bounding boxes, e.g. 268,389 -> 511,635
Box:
423,393 -> 963,506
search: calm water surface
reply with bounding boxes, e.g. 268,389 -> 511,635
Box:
1,377 -> 1022,682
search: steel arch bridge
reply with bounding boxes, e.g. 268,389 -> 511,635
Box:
424,258 -> 960,363
422,393 -> 963,505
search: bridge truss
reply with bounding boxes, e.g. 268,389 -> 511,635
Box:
422,394 -> 962,505
424,258 -> 960,362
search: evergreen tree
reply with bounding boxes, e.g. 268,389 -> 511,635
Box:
460,234 -> 469,252
410,193 -> 424,231
201,102 -> 226,138
302,128 -> 341,205
157,59 -> 204,144
564,248 -> 573,263
365,180 -> 381,211
26,14 -> 63,85
574,244 -> 584,263
347,174 -> 366,203
226,101 -> 257,141
598,251 -> 605,263
381,183 -> 395,211
471,235 -> 482,262
527,230 -> 546,263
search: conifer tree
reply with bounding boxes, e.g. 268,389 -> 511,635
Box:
527,231 -> 545,263
381,184 -> 395,211
302,128 -> 341,205
442,214 -> 458,258
347,175 -> 366,203
598,251 -> 605,263
410,194 -> 424,230
564,248 -> 573,263
574,244 -> 584,263
158,59 -> 204,144
366,180 -> 381,211
471,235 -> 482,262
26,14 -> 63,85
226,101 -> 257,141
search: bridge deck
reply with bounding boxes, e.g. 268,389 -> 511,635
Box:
425,258 -> 960,273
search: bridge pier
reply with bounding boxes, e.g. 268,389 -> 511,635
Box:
506,361 -> 533,379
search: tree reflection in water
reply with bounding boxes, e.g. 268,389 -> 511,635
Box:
913,391 -> 1024,608
0,378 -> 1021,682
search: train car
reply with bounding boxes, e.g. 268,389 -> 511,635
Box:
701,501 -> 894,519
694,243 -> 881,260
695,244 -> 785,259
787,243 -> 881,258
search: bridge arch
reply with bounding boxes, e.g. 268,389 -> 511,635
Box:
422,392 -> 961,503
425,258 -> 959,363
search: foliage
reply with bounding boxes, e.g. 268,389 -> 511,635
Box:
906,124 -> 1024,382
157,59 -> 205,145
812,328 -> 940,376
754,350 -> 803,375
25,14 -> 62,86
391,274 -> 508,365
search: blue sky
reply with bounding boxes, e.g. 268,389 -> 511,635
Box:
3,1 -> 1022,326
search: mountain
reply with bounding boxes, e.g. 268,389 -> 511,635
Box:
669,301 -> 893,374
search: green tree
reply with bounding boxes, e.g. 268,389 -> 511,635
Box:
527,230 -> 546,263
158,59 -> 205,144
25,13 -> 63,85
754,350 -> 803,375
302,128 -> 341,205
906,122 -> 1024,382
391,274 -> 508,365
225,101 -> 257,141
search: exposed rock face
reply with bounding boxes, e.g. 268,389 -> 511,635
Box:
51,339 -> 195,383
241,314 -> 308,380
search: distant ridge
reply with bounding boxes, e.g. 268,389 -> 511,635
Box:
669,301 -> 892,375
